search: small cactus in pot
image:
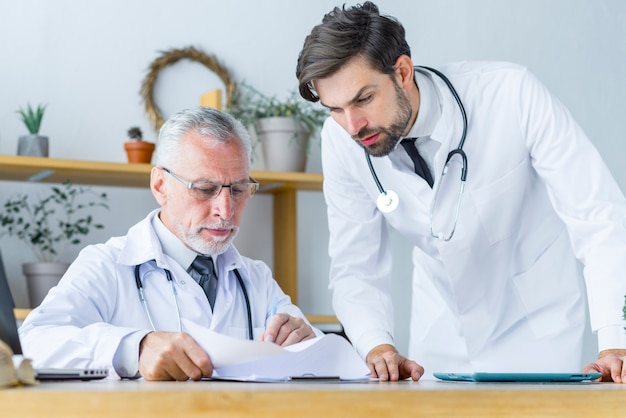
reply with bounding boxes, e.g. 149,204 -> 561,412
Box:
127,127 -> 143,141
124,126 -> 154,163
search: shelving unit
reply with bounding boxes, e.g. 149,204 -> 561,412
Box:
0,155 -> 322,304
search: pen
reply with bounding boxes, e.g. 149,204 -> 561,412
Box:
270,297 -> 279,317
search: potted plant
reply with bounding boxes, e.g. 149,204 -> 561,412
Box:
16,103 -> 49,157
124,126 -> 155,164
227,83 -> 328,172
0,182 -> 109,307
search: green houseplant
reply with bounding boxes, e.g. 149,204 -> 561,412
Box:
16,103 -> 49,157
227,83 -> 328,172
0,182 -> 109,306
124,126 -> 155,164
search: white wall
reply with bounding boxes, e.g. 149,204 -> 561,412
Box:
1,0 -> 624,362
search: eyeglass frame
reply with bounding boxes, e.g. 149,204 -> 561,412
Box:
159,167 -> 259,201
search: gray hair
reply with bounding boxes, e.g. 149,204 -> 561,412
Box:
154,107 -> 252,168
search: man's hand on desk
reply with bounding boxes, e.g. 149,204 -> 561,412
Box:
366,344 -> 423,382
261,314 -> 316,346
583,349 -> 626,383
138,332 -> 213,381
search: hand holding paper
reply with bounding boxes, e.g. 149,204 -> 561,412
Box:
182,319 -> 370,381
262,313 -> 317,345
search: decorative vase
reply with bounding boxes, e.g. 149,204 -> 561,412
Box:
23,262 -> 70,308
255,117 -> 310,172
124,141 -> 155,164
17,135 -> 49,157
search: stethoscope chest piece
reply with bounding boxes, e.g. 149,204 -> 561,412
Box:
366,66 -> 468,240
376,190 -> 399,213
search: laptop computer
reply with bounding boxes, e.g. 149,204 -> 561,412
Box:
0,250 -> 108,381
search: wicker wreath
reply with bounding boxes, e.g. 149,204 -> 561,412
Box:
140,46 -> 237,132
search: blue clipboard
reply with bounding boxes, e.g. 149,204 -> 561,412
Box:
433,372 -> 602,382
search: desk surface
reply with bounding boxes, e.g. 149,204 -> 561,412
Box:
1,379 -> 624,418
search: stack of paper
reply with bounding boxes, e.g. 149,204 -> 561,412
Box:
183,319 -> 371,381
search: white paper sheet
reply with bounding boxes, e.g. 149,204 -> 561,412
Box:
183,319 -> 370,380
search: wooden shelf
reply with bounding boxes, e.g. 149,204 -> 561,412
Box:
14,308 -> 339,326
14,308 -> 31,321
0,155 -> 323,304
0,155 -> 322,191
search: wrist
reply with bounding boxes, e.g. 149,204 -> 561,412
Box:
366,343 -> 398,362
599,348 -> 626,358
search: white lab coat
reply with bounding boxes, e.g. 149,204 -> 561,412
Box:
322,62 -> 626,376
19,210 -> 316,378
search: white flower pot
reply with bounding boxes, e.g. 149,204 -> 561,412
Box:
255,117 -> 310,172
23,262 -> 69,308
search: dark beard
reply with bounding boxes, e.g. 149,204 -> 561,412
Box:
353,82 -> 412,157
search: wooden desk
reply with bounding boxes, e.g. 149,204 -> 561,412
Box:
1,379 -> 624,417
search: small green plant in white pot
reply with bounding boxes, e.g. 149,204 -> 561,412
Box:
16,103 -> 49,157
227,83 -> 328,172
0,182 -> 109,307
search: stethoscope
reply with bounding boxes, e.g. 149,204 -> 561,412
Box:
134,261 -> 253,340
366,66 -> 468,241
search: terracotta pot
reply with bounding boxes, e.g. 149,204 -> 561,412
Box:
124,141 -> 155,164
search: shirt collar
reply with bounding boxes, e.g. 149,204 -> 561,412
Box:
152,213 -> 243,273
152,212 -> 197,271
406,69 -> 442,140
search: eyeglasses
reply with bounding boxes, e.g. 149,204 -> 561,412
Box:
160,167 -> 259,202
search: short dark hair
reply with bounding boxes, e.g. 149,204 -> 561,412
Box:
296,1 -> 411,102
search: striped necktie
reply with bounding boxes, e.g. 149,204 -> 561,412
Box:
190,255 -> 217,310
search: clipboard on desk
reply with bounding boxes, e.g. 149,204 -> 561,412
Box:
433,372 -> 602,383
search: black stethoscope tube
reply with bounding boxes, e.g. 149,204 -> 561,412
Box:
419,66 -> 468,181
134,262 -> 254,340
366,66 -> 469,215
233,269 -> 253,340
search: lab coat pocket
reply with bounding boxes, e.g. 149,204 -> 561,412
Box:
470,158 -> 529,245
